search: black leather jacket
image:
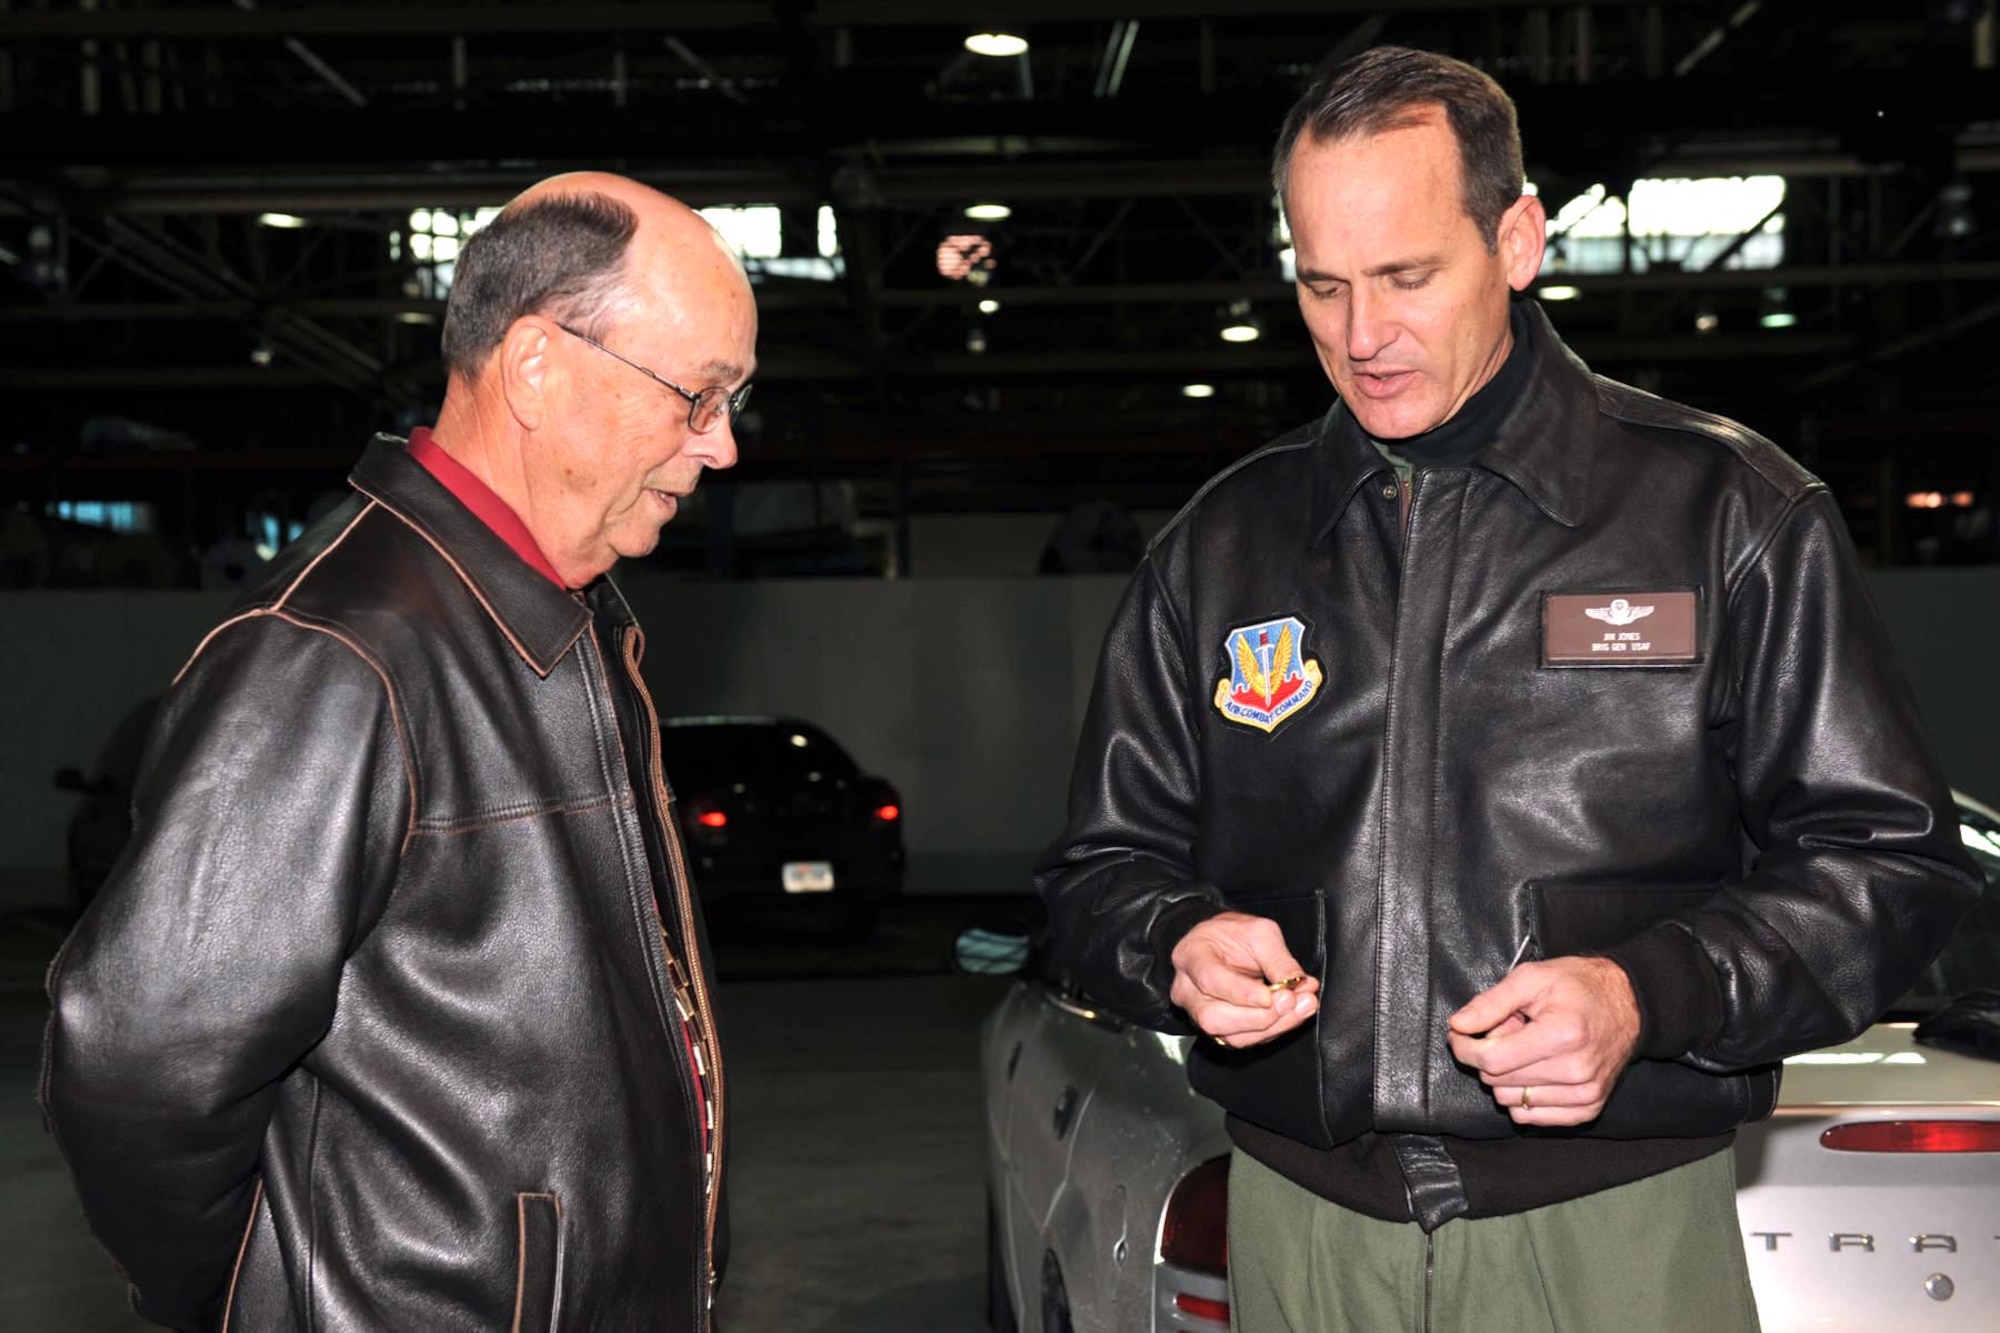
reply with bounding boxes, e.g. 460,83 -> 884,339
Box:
43,439 -> 726,1332
1038,307 -> 1978,1159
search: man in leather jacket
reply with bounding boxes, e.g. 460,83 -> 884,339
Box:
1036,47 -> 1979,1332
42,173 -> 755,1332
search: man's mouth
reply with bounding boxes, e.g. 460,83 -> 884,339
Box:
647,487 -> 682,513
1352,369 -> 1416,399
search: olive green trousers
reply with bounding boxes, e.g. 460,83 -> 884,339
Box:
1227,1147 -> 1762,1333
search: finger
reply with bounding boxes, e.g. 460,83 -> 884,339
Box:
1188,997 -> 1296,1038
1452,1018 -> 1577,1080
1213,993 -> 1320,1048
1448,967 -> 1540,1036
1187,955 -> 1281,1010
1239,918 -> 1310,990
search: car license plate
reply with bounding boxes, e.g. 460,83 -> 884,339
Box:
782,861 -> 835,894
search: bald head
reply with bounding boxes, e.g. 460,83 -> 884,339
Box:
440,172 -> 750,382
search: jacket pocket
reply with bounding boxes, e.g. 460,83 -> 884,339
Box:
512,1192 -> 564,1333
1187,894 -> 1335,1148
1528,880 -> 1719,958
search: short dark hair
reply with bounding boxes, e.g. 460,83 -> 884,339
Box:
439,191 -> 640,378
1272,46 -> 1524,252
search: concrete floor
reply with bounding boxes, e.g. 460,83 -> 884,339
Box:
0,914 -> 1013,1332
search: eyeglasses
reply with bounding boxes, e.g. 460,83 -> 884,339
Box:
553,322 -> 753,435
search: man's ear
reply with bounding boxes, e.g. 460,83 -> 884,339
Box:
1499,192 -> 1548,293
496,316 -> 555,432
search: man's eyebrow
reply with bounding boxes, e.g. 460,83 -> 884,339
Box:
1361,254 -> 1446,278
696,359 -> 750,384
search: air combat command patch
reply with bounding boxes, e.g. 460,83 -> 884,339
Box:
1212,616 -> 1324,734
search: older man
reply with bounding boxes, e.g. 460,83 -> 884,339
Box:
1036,47 -> 1977,1331
43,173 -> 754,1331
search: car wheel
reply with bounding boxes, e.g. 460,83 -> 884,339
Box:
1039,1250 -> 1073,1333
985,1194 -> 1017,1332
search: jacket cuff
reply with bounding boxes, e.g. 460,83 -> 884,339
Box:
1151,896 -> 1225,960
1598,924 -> 1725,1060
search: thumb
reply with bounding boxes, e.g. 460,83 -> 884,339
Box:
1449,968 -> 1537,1035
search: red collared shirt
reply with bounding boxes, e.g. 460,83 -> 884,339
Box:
406,427 -> 566,589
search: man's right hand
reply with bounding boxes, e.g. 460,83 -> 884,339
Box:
1169,911 -> 1321,1048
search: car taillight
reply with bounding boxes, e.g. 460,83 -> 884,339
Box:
1175,1293 -> 1231,1323
1821,1120 -> 2000,1153
1161,1156 -> 1230,1277
874,803 -> 901,822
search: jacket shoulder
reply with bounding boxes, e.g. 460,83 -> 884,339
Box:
1149,419 -> 1322,553
1591,375 -> 1820,503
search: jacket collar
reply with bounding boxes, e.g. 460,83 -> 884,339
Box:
1310,300 -> 1599,542
349,435 -> 595,677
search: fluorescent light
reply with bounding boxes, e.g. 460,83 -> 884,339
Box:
978,298 -> 1001,314
964,202 -> 1012,221
1760,310 -> 1797,329
395,311 -> 436,326
1695,310 -> 1721,334
1220,323 -> 1260,344
257,212 -> 308,230
1539,284 -> 1581,301
1181,383 -> 1216,399
965,33 -> 1029,58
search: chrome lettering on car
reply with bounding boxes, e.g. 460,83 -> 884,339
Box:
1750,1232 -> 1998,1254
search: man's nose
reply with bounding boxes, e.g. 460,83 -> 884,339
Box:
700,416 -> 740,470
1345,286 -> 1393,361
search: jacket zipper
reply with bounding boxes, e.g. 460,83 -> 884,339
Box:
1399,471 -> 1416,543
619,629 -> 727,1321
1422,1229 -> 1435,1333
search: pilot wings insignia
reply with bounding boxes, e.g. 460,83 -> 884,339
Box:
1584,598 -> 1654,627
1212,616 -> 1324,735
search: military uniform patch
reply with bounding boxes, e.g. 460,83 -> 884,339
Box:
1212,616 -> 1324,734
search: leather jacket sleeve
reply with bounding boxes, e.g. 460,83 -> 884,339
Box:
41,612 -> 409,1331
1034,558 -> 1226,1033
1603,489 -> 1981,1067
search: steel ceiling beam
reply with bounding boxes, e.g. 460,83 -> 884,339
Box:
7,262 -> 1994,324
0,0 -> 1675,39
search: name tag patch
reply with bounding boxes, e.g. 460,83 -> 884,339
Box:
1542,589 -> 1700,666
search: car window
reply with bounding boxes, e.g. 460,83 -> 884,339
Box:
662,723 -> 860,784
1907,802 -> 2000,1002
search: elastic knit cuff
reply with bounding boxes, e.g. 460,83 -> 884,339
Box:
1598,923 -> 1726,1060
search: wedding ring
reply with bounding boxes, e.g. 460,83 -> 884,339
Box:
1521,1086 -> 1534,1109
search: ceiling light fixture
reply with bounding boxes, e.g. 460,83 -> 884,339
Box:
965,33 -> 1029,58
1181,383 -> 1216,399
1539,284 -> 1581,301
978,298 -> 1001,314
1220,298 -> 1261,344
257,212 -> 308,230
964,202 -> 1013,221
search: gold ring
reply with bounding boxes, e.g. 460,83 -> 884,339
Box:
1521,1086 -> 1533,1109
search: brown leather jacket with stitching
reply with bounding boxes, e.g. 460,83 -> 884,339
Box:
43,437 -> 726,1332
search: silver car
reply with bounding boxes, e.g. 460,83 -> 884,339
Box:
969,793 -> 2000,1333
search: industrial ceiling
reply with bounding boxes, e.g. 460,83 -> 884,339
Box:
2,0 -> 1996,572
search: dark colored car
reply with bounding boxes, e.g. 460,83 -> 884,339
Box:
53,694 -> 161,917
663,715 -> 905,936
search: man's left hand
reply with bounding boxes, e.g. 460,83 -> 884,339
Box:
1446,956 -> 1641,1127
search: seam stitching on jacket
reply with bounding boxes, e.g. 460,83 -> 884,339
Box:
353,476 -> 578,678
1149,430 -> 1320,551
272,500 -> 378,612
409,792 -> 632,837
219,1177 -> 264,1333
264,608 -> 421,857
1722,486 -> 1823,606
